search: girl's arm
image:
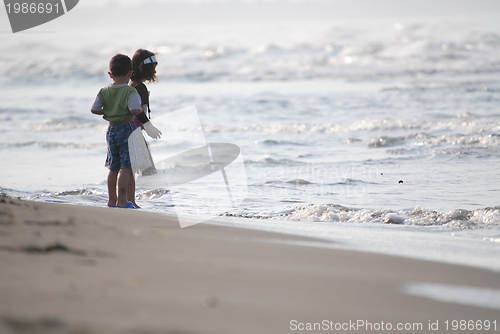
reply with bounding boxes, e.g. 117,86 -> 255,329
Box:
129,92 -> 161,139
143,121 -> 162,139
130,83 -> 149,124
133,83 -> 151,123
135,109 -> 150,123
130,83 -> 161,138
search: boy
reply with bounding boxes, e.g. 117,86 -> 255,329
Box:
91,54 -> 161,208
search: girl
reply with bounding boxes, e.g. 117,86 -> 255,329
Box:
127,49 -> 162,208
130,49 -> 159,126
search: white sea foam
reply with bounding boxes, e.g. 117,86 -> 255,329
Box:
199,116 -> 500,135
279,203 -> 500,227
1,18 -> 499,83
22,116 -> 103,132
403,283 -> 500,310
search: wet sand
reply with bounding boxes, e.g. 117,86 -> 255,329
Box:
0,196 -> 499,334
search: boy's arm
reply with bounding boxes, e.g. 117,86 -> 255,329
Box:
128,93 -> 142,116
91,94 -> 104,115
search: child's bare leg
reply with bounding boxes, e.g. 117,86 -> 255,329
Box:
117,168 -> 133,207
107,170 -> 119,207
127,175 -> 140,209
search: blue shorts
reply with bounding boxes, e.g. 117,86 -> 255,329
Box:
105,122 -> 136,171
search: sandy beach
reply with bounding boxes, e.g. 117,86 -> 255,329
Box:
0,196 -> 498,334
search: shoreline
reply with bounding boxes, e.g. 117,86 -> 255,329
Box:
1,196 -> 499,333
212,215 -> 500,273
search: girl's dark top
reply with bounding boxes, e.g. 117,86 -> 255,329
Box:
130,82 -> 150,124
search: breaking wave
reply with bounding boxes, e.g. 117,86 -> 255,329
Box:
2,19 -> 500,83
247,203 -> 500,228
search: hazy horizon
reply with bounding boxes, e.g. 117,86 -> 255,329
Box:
2,0 -> 500,33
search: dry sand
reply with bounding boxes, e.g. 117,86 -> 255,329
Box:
0,195 -> 499,334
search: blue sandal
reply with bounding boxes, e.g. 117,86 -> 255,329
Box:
119,202 -> 137,209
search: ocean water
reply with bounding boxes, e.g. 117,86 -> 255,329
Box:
1,1 -> 500,269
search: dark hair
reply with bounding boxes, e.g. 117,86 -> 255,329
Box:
109,54 -> 132,77
131,49 -> 158,83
